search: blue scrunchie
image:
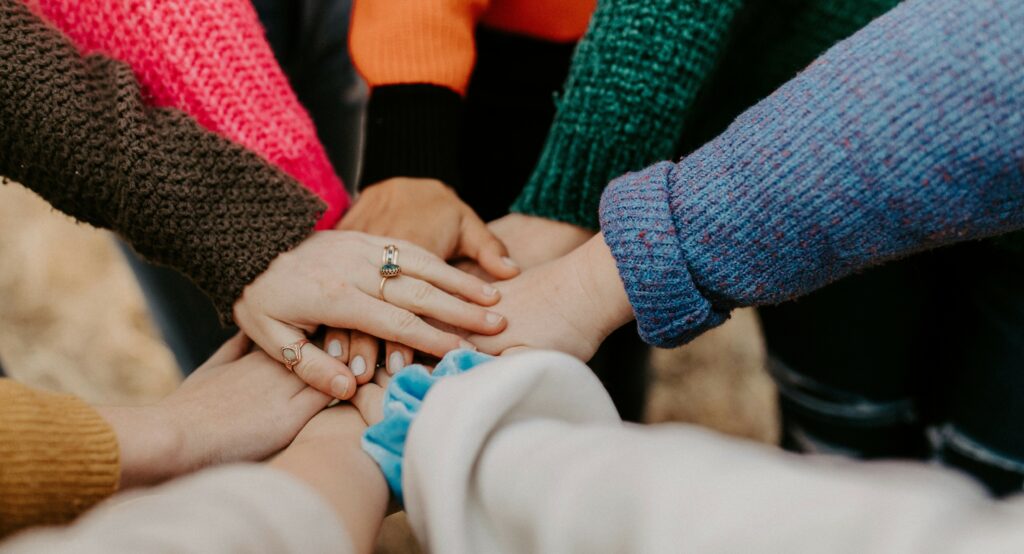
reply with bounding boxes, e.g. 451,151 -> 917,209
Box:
362,349 -> 494,504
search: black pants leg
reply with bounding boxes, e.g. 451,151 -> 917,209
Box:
763,242 -> 1024,496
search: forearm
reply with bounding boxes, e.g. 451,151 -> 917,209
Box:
93,407 -> 180,490
26,0 -> 349,227
401,352 -> 1022,552
0,0 -> 323,322
271,409 -> 388,554
0,465 -> 353,554
600,0 -> 1024,346
512,0 -> 743,229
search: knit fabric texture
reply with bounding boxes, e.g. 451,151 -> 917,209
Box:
25,0 -> 349,228
0,0 -> 324,323
599,0 -> 1024,347
351,0 -> 595,191
513,0 -> 903,230
350,0 -> 594,95
512,0 -> 742,229
677,0 -> 901,154
0,379 -> 119,537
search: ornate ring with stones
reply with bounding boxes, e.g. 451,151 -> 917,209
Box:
380,244 -> 401,278
281,339 -> 309,372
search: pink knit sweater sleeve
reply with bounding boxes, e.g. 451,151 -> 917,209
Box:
25,0 -> 349,229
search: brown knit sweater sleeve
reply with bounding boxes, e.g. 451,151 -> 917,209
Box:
0,0 -> 325,323
0,379 -> 119,537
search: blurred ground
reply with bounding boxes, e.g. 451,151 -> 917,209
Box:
0,183 -> 179,403
0,180 -> 777,552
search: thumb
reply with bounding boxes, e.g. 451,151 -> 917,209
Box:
459,214 -> 519,280
203,332 -> 252,367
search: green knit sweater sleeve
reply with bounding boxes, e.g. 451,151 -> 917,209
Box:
511,0 -> 743,229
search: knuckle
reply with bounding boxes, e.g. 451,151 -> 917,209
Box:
324,279 -> 352,304
409,281 -> 434,310
392,310 -> 420,335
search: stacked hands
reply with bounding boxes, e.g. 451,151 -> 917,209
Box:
100,173 -> 638,511
232,176 -> 634,402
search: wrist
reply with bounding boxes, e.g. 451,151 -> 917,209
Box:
571,233 -> 635,339
272,408 -> 387,553
96,405 -> 184,488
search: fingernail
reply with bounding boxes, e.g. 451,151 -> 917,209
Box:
486,312 -> 503,325
388,352 -> 405,374
459,340 -> 478,351
330,375 -> 349,398
327,339 -> 343,358
351,356 -> 366,377
483,285 -> 498,296
502,256 -> 518,268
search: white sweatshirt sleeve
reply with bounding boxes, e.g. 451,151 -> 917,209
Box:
0,464 -> 351,554
403,350 -> 1024,553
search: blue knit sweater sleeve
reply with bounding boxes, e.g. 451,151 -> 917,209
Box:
599,0 -> 1024,348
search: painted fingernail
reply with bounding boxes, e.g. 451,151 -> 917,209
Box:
330,375 -> 349,398
327,339 -> 343,358
351,356 -> 367,377
502,256 -> 518,268
486,312 -> 503,325
459,340 -> 478,351
388,352 -> 405,374
483,285 -> 498,297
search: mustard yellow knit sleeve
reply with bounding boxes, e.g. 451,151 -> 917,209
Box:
0,379 -> 119,537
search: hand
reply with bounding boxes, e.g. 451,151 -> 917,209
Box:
271,403 -> 389,553
488,213 -> 595,270
333,178 -> 518,379
340,177 -> 519,278
97,334 -> 332,488
233,231 -> 506,400
468,234 -> 635,361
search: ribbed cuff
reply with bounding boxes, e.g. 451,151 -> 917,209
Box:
0,382 -> 119,536
362,350 -> 493,505
598,162 -> 730,347
360,84 -> 463,190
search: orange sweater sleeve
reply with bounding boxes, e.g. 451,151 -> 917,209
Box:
351,0 -> 595,190
350,0 -> 490,95
0,380 -> 119,537
350,0 -> 594,94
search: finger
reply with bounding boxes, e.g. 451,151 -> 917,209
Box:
264,320 -> 355,401
291,385 -> 333,413
339,294 -> 476,359
383,276 -> 506,336
384,341 -> 414,375
373,368 -> 392,388
348,330 -> 377,385
350,381 -> 387,426
458,214 -> 520,280
204,332 -> 251,366
324,328 -> 350,364
363,237 -> 500,306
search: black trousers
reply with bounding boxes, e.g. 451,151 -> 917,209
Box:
763,241 -> 1024,496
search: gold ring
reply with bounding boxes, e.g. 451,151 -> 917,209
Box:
280,339 -> 309,372
379,276 -> 389,301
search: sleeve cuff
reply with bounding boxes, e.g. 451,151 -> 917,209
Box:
359,84 -> 464,190
0,381 -> 119,535
361,349 -> 493,505
599,161 -> 731,347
